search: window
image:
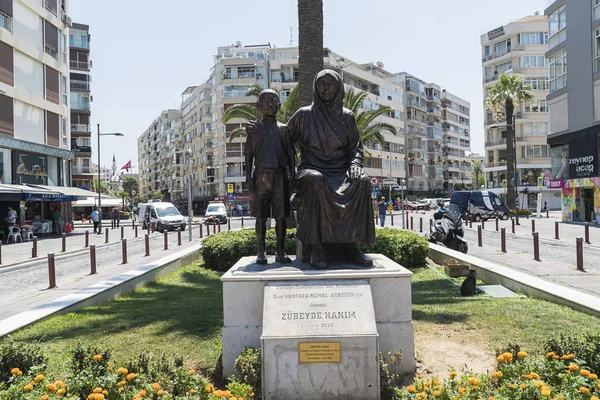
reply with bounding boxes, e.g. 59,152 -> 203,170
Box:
61,118 -> 67,147
522,122 -> 547,136
237,66 -> 255,79
484,46 -> 490,57
519,56 -> 547,68
61,76 -> 67,105
523,77 -> 549,91
595,0 -> 600,21
549,5 -> 566,37
0,40 -> 14,86
522,145 -> 549,158
523,100 -> 547,113
45,66 -> 59,104
549,49 -> 567,93
46,111 -> 60,147
60,34 -> 66,64
494,39 -> 511,57
0,94 -> 13,138
44,21 -> 59,59
596,28 -> 600,73
519,32 -> 548,45
496,61 -> 512,74
0,0 -> 12,32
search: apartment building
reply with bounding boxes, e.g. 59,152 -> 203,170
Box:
69,22 -> 92,189
545,0 -> 600,223
481,14 -> 561,209
0,0 -> 73,186
90,162 -> 111,185
137,109 -> 182,199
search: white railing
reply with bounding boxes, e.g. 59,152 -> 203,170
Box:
70,80 -> 91,90
70,60 -> 90,70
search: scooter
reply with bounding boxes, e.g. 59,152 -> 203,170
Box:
428,204 -> 468,254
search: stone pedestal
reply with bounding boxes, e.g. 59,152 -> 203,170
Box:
221,254 -> 415,394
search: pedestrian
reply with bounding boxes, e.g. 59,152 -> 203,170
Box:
238,203 -> 243,217
7,206 -> 17,226
53,207 -> 63,234
91,207 -> 100,234
112,206 -> 120,229
543,201 -> 548,212
378,196 -> 387,228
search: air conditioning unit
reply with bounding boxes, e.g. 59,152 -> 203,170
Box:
62,14 -> 72,27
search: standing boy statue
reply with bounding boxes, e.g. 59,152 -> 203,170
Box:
245,89 -> 295,264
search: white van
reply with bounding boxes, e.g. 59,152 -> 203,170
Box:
138,202 -> 186,232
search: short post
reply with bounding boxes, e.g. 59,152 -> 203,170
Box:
469,215 -> 473,228
0,242 -> 2,265
501,228 -> 506,253
218,221 -> 221,233
410,216 -> 413,230
121,226 -> 124,240
121,239 -> 128,264
555,221 -> 560,240
105,229 -> 109,244
585,223 -> 591,244
481,217 -> 485,230
61,233 -> 66,253
199,223 -> 203,238
495,217 -> 499,232
477,225 -> 482,247
90,245 -> 97,274
177,228 -> 182,246
206,223 -> 210,236
32,236 -> 38,258
531,219 -> 535,235
132,219 -> 135,229
241,215 -> 244,229
512,218 -> 515,234
84,230 -> 89,248
213,220 -> 216,234
533,232 -> 540,261
375,213 -> 379,226
429,219 -> 433,233
164,231 -> 168,250
576,237 -> 584,271
135,225 -> 138,238
546,209 -> 549,218
144,234 -> 150,256
419,217 -> 423,233
526,210 -> 530,219
406,212 -> 409,229
47,253 -> 56,289
228,218 -> 231,230
391,213 -> 394,226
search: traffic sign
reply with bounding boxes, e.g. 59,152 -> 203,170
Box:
383,178 -> 397,185
131,189 -> 136,196
387,204 -> 393,212
228,194 -> 234,201
373,189 -> 380,196
227,183 -> 234,193
537,176 -> 543,189
370,177 -> 379,186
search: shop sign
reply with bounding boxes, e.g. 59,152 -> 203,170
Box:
549,179 -> 563,189
12,151 -> 48,185
568,134 -> 598,179
487,26 -> 505,40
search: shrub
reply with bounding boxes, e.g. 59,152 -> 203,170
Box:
545,332 -> 600,373
234,347 -> 261,399
201,228 -> 428,271
0,340 -> 47,384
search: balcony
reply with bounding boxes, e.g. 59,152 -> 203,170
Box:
71,80 -> 91,91
73,145 -> 92,154
485,138 -> 507,147
71,124 -> 91,133
428,108 -> 442,116
71,101 -> 90,112
70,37 -> 89,49
45,45 -> 58,60
72,166 -> 92,174
407,115 -> 428,125
70,60 -> 91,70
407,128 -> 427,137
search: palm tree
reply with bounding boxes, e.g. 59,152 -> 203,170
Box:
486,72 -> 533,209
298,0 -> 323,106
471,159 -> 483,189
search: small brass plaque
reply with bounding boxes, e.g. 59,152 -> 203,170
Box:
298,342 -> 341,363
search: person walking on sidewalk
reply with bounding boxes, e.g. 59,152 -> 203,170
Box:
53,207 -> 63,234
378,196 -> 387,228
111,206 -> 120,229
91,207 -> 100,234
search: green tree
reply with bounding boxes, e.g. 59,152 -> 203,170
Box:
92,178 -> 109,194
298,0 -> 323,106
471,159 -> 484,189
486,73 -> 533,209
122,176 -> 139,198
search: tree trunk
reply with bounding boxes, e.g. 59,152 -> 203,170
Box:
505,99 -> 516,210
298,0 -> 323,107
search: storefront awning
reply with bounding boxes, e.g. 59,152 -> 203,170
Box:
0,184 -> 23,201
25,185 -> 98,199
0,184 -> 76,201
74,196 -> 123,207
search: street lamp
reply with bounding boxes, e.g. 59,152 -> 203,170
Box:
97,124 -> 124,234
400,178 -> 406,229
186,148 -> 193,242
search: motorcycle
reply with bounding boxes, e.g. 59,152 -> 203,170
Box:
428,204 -> 468,254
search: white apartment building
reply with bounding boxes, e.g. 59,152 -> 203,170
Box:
481,14 -> 553,200
90,162 -> 111,185
0,0 -> 74,186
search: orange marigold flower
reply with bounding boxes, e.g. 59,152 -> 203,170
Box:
432,390 -> 441,397
152,383 -> 161,391
580,387 -> 591,394
34,375 -> 44,383
580,369 -> 591,377
118,380 -> 126,386
492,371 -> 503,379
24,384 -> 33,392
568,364 -> 579,372
206,384 -> 214,393
541,389 -> 551,397
46,384 -> 57,393
133,396 -> 141,400
546,352 -> 555,358
157,390 -> 165,397
468,377 -> 479,386
190,389 -> 197,394
102,390 -> 108,395
188,369 -> 196,375
591,396 -> 600,400
458,386 -> 467,394
416,375 -> 423,379
93,354 -> 102,361
406,385 -> 416,393
508,384 -> 516,389
10,368 -> 21,375
56,388 -> 66,396
118,387 -> 124,393
517,351 -> 528,358
54,380 -> 64,388
93,387 -> 102,393
590,373 -> 598,380
416,393 -> 427,400
449,371 -> 457,378
126,373 -> 136,382
519,384 -> 527,389
553,355 -> 559,359
40,395 -> 49,400
117,367 -> 128,375
138,389 -> 147,396
107,366 -> 113,371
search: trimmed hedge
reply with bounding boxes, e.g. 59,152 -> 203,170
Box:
201,228 -> 428,271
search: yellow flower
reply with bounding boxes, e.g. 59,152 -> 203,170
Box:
249,392 -> 254,398
492,371 -> 502,379
93,354 -> 102,361
468,377 -> 479,387
433,390 -> 441,397
417,375 -> 423,379
46,383 -> 57,393
190,389 -> 197,394
580,387 -> 591,394
553,354 -> 559,359
205,384 -> 214,393
590,373 -> 598,380
157,390 -> 165,397
508,384 -> 516,389
117,367 -> 128,375
40,395 -> 49,400
102,390 -> 108,395
546,352 -> 555,358
188,369 -> 196,375
34,374 -> 45,383
541,389 -> 551,397
118,380 -> 126,386
54,380 -> 64,388
568,364 -> 579,372
11,368 -> 21,375
580,369 -> 591,377
93,387 -> 103,393
406,385 -> 416,393
519,384 -> 527,389
138,389 -> 147,396
152,383 -> 161,391
118,387 -> 124,393
56,388 -> 66,396
107,366 -> 113,371
535,380 -> 544,388
531,372 -> 540,379
24,384 -> 33,392
416,393 -> 427,400
517,351 -> 527,358
133,396 -> 141,400
229,397 -> 236,400
591,397 -> 599,400
458,386 -> 467,394
449,371 -> 457,378
126,372 -> 136,382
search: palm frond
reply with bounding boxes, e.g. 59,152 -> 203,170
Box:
228,128 -> 247,143
246,84 -> 265,98
222,104 -> 261,123
344,89 -> 368,115
356,106 -> 397,133
360,125 -> 386,145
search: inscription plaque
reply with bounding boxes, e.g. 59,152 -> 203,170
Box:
298,342 -> 341,363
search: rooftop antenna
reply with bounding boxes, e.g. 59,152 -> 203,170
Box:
289,27 -> 293,47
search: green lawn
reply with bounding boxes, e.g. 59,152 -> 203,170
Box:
4,263 -> 600,379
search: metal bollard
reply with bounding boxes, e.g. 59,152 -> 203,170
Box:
90,245 -> 97,274
555,221 -> 559,240
429,219 -> 433,233
121,226 -> 124,240
410,216 -> 413,230
32,236 -> 38,258
62,233 -> 66,252
391,213 -> 394,226
241,215 -> 244,229
481,217 -> 485,230
135,225 -> 138,238
164,231 -> 168,250
85,230 -> 89,248
132,219 -> 135,229
177,228 -> 182,246
206,223 -> 210,236
546,209 -> 549,218
213,220 -> 217,234
47,253 -> 56,289
495,217 -> 499,232
526,211 -> 530,219
419,217 -> 423,233
375,213 -> 379,225
145,234 -> 150,256
121,239 -> 128,264
501,228 -> 506,253
228,218 -> 231,230
532,219 -> 535,235
477,225 -> 482,247
576,237 -> 584,271
533,232 -> 540,261
200,223 -> 203,238
512,218 -> 515,234
585,223 -> 591,244
218,221 -> 221,233
406,212 -> 409,229
105,229 -> 109,244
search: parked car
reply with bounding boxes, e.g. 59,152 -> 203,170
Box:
204,203 -> 228,224
450,191 -> 510,221
138,202 -> 186,232
415,200 -> 430,211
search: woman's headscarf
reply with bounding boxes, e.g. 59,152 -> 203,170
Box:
310,69 -> 349,156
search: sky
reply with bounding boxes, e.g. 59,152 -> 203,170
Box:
70,0 -> 548,172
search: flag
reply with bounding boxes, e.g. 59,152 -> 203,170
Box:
120,160 -> 131,171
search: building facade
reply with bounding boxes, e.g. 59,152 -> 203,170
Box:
0,0 -> 74,186
545,0 -> 600,222
69,22 -> 92,189
480,14 -> 563,210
